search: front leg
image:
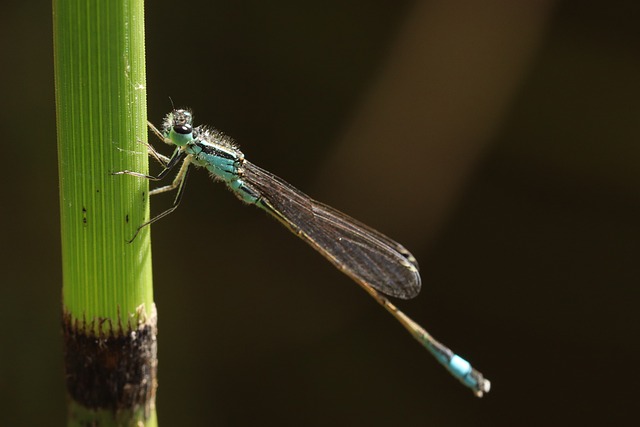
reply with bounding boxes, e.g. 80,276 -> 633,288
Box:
112,148 -> 185,181
148,120 -> 171,145
146,141 -> 171,167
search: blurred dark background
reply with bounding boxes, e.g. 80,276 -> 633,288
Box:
1,0 -> 639,425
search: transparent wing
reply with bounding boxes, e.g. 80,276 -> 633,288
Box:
242,161 -> 421,299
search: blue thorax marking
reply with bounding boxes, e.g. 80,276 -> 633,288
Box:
187,137 -> 241,181
176,130 -> 258,204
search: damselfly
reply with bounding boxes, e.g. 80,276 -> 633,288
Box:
115,109 -> 491,397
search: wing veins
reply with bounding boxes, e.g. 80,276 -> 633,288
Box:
242,161 -> 421,299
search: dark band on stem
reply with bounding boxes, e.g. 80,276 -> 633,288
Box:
62,307 -> 158,416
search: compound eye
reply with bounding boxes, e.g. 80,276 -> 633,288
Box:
173,123 -> 192,135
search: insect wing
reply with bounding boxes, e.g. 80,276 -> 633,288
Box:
242,161 -> 421,299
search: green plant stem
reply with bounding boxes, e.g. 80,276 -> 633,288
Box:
53,0 -> 156,424
54,0 -> 152,333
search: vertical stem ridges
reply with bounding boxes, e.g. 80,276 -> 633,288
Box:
53,0 -> 156,424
